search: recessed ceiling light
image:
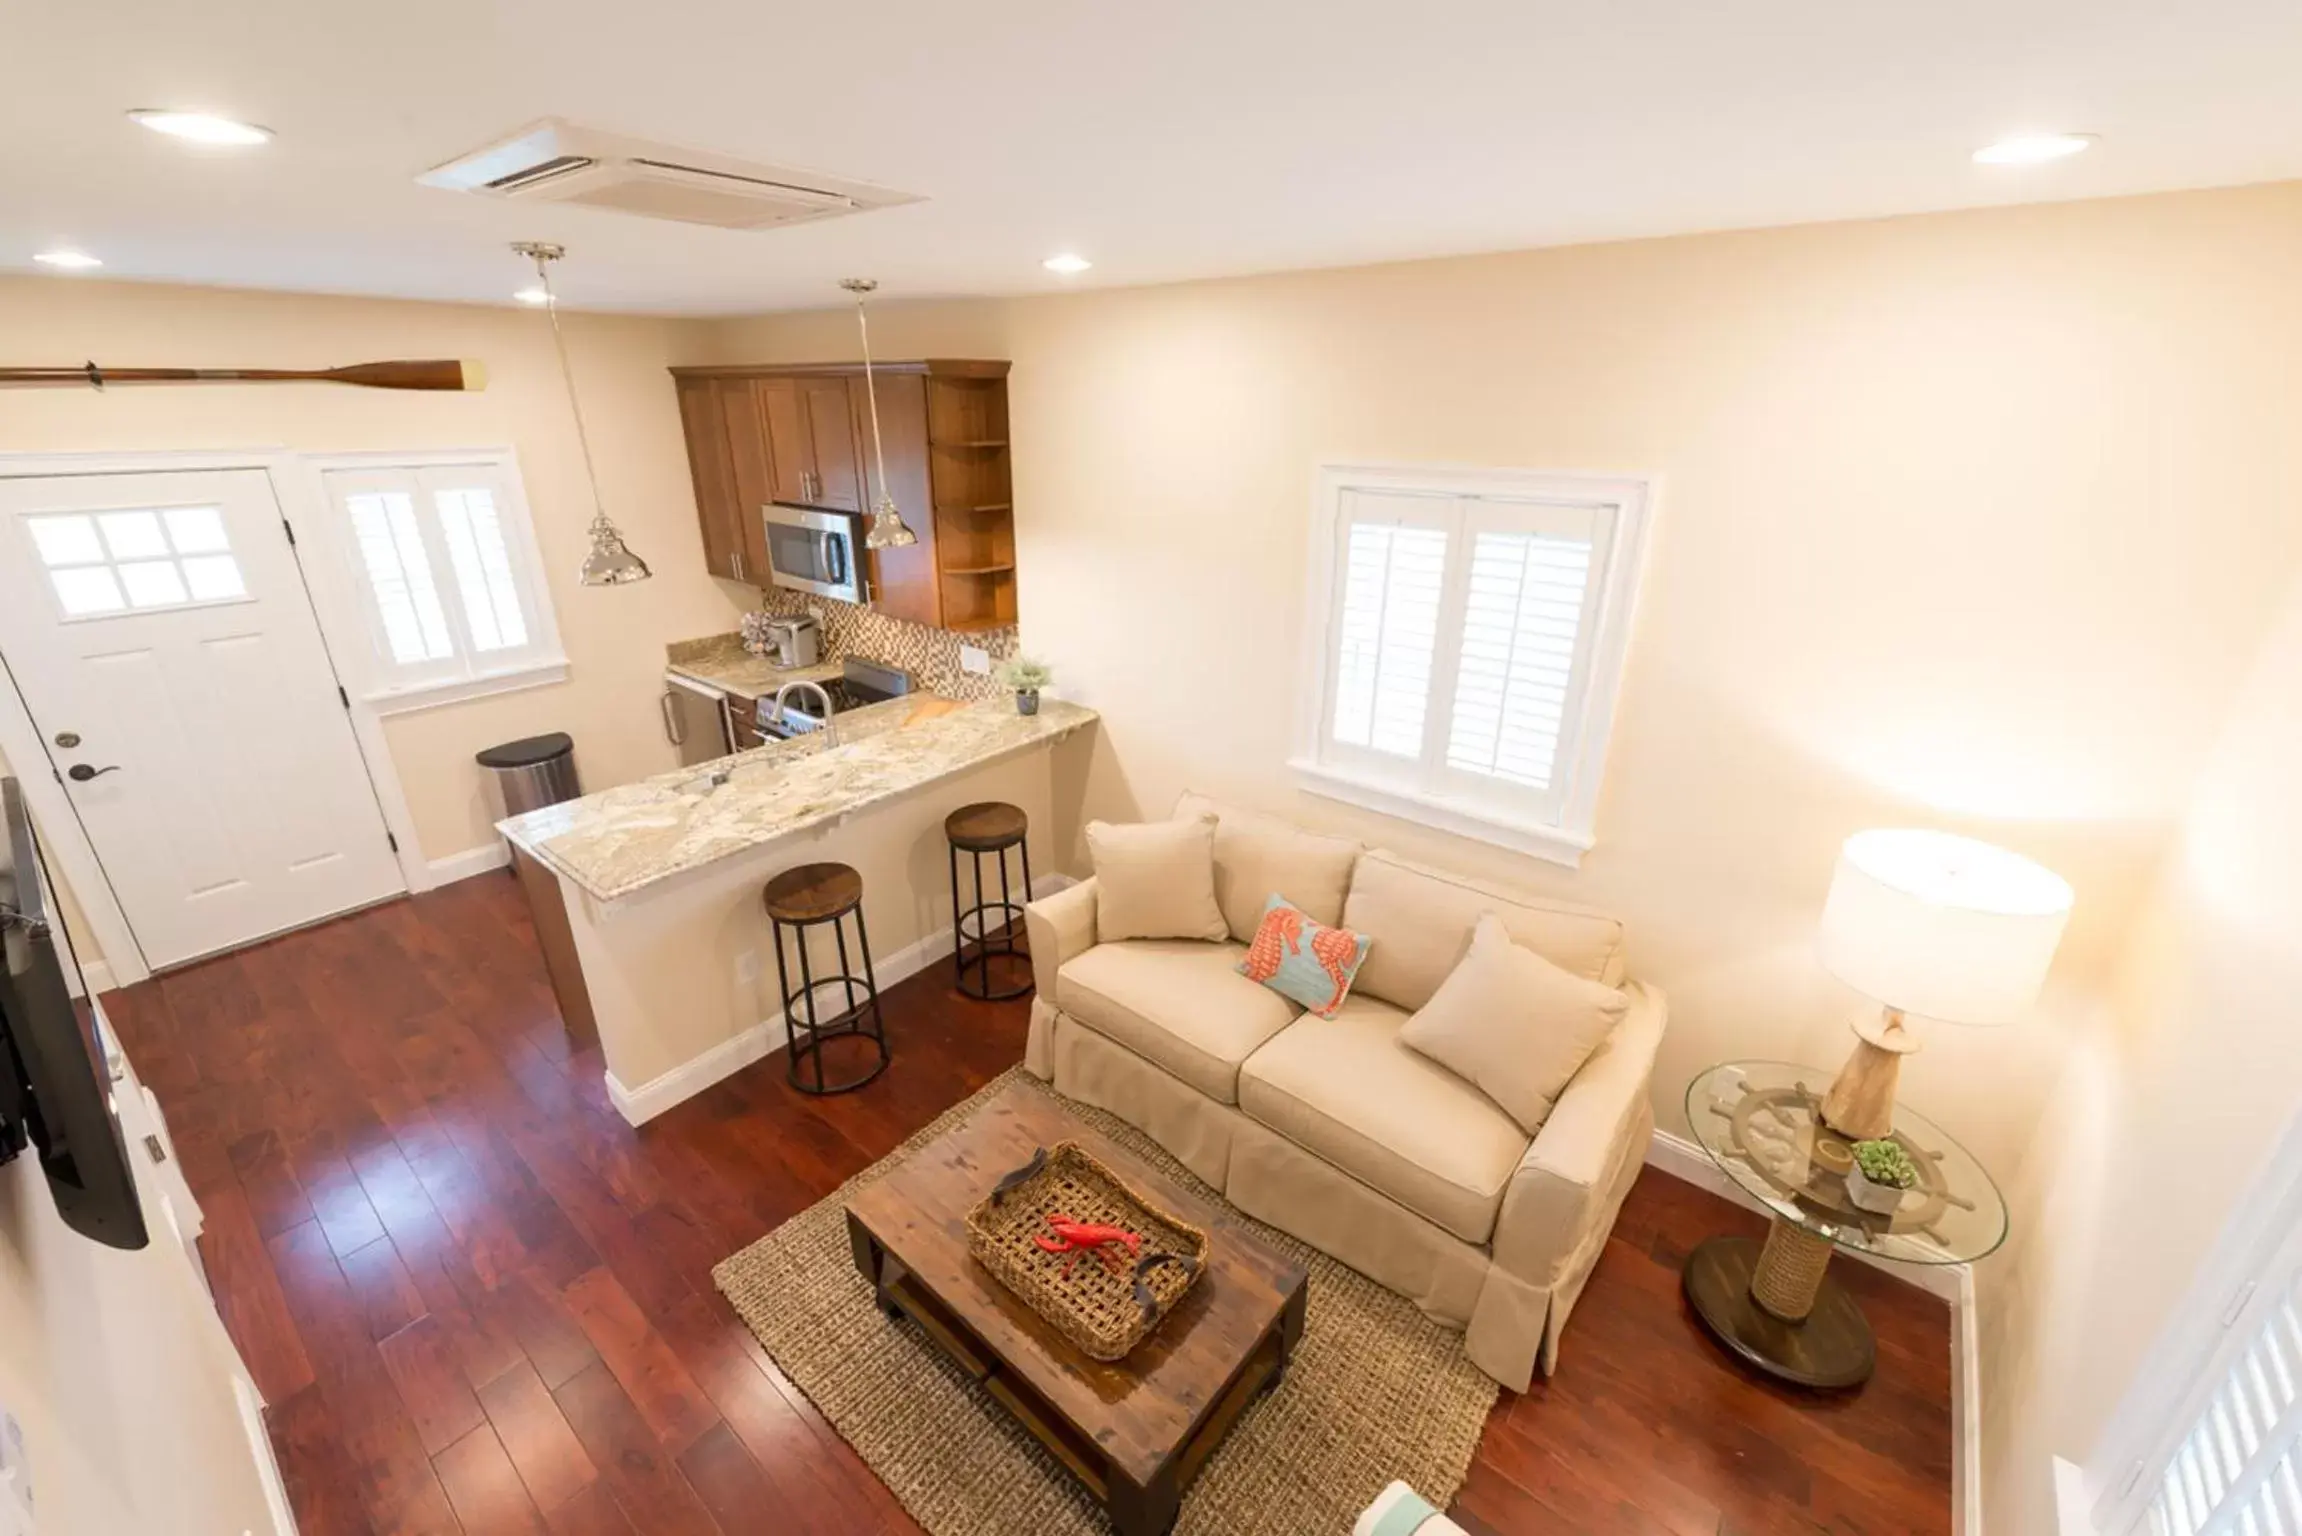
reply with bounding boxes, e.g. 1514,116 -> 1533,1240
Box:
128,109 -> 273,146
1042,253 -> 1092,275
1973,132 -> 2095,167
513,287 -> 551,306
33,250 -> 103,270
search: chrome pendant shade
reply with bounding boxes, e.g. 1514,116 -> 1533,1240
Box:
515,241 -> 652,586
842,278 -> 919,551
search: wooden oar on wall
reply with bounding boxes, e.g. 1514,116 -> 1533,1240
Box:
0,359 -> 487,391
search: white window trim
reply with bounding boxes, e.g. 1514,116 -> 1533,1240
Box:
298,448 -> 570,711
2078,1108 -> 2302,1535
1291,461 -> 1656,869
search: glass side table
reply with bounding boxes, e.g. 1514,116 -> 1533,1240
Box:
1681,1061 -> 2007,1389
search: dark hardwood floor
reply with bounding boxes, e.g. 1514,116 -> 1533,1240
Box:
102,873 -> 1951,1535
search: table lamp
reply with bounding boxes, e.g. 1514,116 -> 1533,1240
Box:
1814,829 -> 2073,1139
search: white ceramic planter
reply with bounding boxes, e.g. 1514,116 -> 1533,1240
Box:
1846,1165 -> 1911,1215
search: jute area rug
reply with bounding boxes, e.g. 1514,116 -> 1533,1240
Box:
713,1068 -> 1498,1536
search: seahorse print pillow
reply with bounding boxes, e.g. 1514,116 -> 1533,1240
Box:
1237,894 -> 1372,1019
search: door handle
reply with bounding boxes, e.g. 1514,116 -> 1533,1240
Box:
67,764 -> 121,782
733,549 -> 744,581
660,691 -> 685,747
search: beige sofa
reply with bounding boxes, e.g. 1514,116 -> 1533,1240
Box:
1022,793 -> 1667,1390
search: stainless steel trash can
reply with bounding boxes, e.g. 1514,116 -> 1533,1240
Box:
477,732 -> 580,819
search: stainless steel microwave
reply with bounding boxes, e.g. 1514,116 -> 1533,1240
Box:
762,505 -> 862,604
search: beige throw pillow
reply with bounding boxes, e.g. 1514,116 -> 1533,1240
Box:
1399,912 -> 1630,1134
1086,817 -> 1229,942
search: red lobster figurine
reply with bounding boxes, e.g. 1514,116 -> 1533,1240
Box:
1034,1212 -> 1143,1278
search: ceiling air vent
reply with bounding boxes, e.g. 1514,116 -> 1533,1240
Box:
418,119 -> 920,231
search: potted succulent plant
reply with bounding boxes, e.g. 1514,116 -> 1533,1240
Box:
997,656 -> 1053,716
1846,1138 -> 1918,1215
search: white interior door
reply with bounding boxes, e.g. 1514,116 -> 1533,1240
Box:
0,468 -> 404,969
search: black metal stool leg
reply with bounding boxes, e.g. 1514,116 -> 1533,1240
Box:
1017,838 -> 1033,964
852,906 -> 889,1055
996,842 -> 1016,964
793,924 -> 825,1094
771,919 -> 798,1071
948,841 -> 966,990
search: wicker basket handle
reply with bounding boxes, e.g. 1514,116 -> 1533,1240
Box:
989,1147 -> 1049,1206
1131,1252 -> 1199,1323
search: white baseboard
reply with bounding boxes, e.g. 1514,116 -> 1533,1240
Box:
423,842 -> 510,889
79,957 -> 117,997
603,873 -> 1075,1126
1645,1126 -> 1982,1534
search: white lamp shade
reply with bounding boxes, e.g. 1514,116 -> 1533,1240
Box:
1817,829 -> 2073,1024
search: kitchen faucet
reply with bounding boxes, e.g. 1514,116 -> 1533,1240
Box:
772,679 -> 839,746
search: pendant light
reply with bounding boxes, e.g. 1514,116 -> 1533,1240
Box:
841,278 -> 918,550
513,242 -> 652,586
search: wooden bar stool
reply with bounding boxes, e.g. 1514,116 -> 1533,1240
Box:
762,862 -> 889,1094
944,802 -> 1033,1002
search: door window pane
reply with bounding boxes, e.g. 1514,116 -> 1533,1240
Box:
98,510 -> 170,560
28,514 -> 105,566
118,560 -> 191,608
162,505 -> 231,554
181,554 -> 248,602
50,565 -> 127,615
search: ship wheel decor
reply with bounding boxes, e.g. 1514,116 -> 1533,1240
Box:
1677,1060 -> 2007,1391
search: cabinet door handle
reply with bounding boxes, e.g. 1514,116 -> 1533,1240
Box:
733,548 -> 743,581
660,691 -> 685,746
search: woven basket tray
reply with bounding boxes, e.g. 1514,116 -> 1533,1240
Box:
965,1141 -> 1209,1361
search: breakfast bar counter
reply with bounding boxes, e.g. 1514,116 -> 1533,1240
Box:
498,697 -> 1098,1123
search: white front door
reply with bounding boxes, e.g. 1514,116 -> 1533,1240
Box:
0,468 -> 404,969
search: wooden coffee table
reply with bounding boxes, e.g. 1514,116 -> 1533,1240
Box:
844,1081 -> 1309,1535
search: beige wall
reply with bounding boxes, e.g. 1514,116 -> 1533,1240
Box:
1980,566 -> 2302,1533
708,182 -> 2302,1173
0,275 -> 743,864
706,182 -> 2302,1525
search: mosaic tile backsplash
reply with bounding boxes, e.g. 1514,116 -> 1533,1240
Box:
755,587 -> 1020,701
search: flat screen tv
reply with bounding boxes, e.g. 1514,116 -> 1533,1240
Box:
0,775 -> 147,1249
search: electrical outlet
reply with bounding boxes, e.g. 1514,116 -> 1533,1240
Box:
959,645 -> 992,676
735,949 -> 761,985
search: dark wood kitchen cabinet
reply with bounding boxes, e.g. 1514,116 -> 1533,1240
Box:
675,375 -> 744,582
675,375 -> 774,584
670,359 -> 1016,632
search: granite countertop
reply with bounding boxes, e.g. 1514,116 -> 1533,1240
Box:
664,632 -> 838,697
500,697 -> 1098,904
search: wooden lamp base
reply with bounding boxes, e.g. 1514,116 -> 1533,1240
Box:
1818,1005 -> 1916,1140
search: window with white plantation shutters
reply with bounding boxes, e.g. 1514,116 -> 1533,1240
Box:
317,455 -> 565,704
1295,466 -> 1652,867
2141,1252 -> 2302,1536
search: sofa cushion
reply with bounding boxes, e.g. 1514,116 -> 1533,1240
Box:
1086,817 -> 1229,943
1238,994 -> 1531,1245
1342,849 -> 1626,1012
1175,791 -> 1363,943
1056,940 -> 1299,1104
1400,913 -> 1630,1135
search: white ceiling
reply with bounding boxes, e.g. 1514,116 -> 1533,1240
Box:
10,0 -> 2302,317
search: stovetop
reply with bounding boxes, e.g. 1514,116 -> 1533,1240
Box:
752,657 -> 912,738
